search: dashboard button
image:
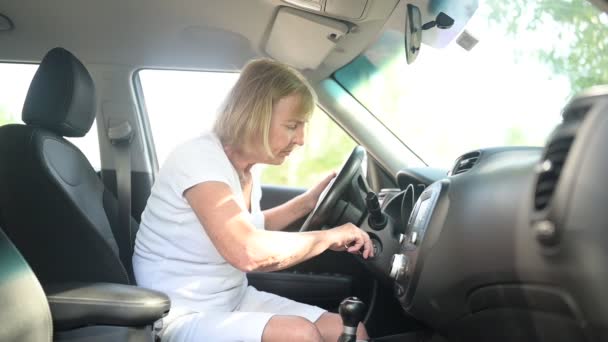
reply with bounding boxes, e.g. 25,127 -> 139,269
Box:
410,231 -> 418,244
389,254 -> 409,280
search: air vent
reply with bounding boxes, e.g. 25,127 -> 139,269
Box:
533,136 -> 574,210
451,151 -> 481,175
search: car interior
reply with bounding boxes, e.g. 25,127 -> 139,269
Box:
1,0 -> 608,341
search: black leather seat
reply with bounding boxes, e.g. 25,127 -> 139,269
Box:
0,48 -> 169,341
0,225 -> 52,342
0,47 -> 136,285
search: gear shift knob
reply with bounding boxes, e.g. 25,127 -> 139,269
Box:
338,297 -> 366,342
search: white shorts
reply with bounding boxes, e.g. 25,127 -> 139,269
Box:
160,286 -> 327,342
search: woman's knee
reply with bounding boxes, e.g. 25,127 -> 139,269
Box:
263,315 -> 323,342
357,322 -> 369,339
296,318 -> 324,342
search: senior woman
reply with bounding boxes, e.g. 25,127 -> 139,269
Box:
133,58 -> 372,342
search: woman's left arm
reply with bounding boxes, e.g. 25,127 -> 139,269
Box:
263,172 -> 335,231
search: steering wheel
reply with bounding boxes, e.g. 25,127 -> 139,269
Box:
300,146 -> 366,231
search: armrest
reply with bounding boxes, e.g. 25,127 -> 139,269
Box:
46,282 -> 170,330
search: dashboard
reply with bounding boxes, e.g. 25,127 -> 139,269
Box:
355,87 -> 608,341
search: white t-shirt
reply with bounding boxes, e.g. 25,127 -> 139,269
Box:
133,132 -> 265,314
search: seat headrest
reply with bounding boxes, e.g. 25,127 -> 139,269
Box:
22,47 -> 96,137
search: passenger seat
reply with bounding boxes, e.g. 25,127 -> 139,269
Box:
0,47 -> 136,285
0,47 -> 170,342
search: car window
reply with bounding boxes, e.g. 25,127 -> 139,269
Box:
260,106 -> 356,187
0,63 -> 101,170
334,0 -> 607,169
137,69 -> 356,188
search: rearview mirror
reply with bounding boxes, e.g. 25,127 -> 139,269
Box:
405,4 -> 422,64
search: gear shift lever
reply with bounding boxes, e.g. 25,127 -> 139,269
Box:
338,297 -> 366,342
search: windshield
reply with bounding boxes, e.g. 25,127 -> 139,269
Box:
335,0 -> 608,168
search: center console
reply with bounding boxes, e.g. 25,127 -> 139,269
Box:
388,180 -> 449,309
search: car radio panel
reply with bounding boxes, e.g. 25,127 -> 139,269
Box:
392,181 -> 446,308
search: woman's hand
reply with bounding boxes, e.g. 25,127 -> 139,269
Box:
303,171 -> 337,212
326,223 -> 374,259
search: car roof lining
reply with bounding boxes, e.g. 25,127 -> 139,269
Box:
0,0 -> 398,80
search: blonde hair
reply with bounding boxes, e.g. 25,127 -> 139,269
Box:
213,58 -> 316,156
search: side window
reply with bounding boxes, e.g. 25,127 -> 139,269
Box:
0,63 -> 101,170
137,69 -> 356,188
137,69 -> 239,165
260,108 -> 356,188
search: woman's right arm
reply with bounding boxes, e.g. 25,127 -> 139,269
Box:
185,181 -> 373,272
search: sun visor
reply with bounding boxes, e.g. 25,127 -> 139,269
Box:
265,7 -> 348,70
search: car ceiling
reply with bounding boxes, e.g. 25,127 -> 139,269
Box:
0,0 -> 398,81
1,0 -> 605,79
